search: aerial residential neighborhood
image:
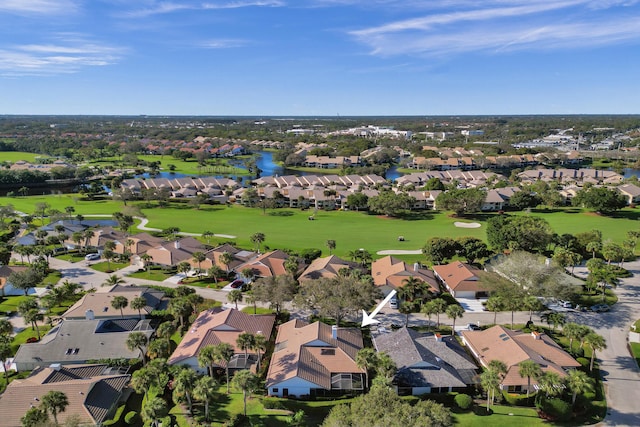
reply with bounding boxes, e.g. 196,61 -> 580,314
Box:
0,115 -> 640,427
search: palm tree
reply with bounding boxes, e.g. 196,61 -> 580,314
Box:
537,371 -> 563,398
356,348 -> 378,389
480,369 -> 501,411
566,369 -> 595,408
140,253 -> 153,274
126,331 -> 149,364
518,360 -> 542,398
431,298 -> 448,328
208,265 -> 224,283
23,308 -> 44,340
326,239 -> 336,255
228,289 -> 243,309
585,332 -> 607,371
21,407 -> 48,427
202,230 -> 215,245
214,342 -> 235,394
399,302 -> 414,327
0,318 -> 13,337
111,296 -> 129,318
142,397 -> 168,427
232,370 -> 259,416
41,390 -> 69,426
236,332 -> 256,368
156,321 -> 176,347
250,232 -> 265,253
586,241 -> 601,259
485,296 -> 503,325
148,339 -> 170,360
173,367 -> 198,414
192,251 -> 206,274
446,304 -> 464,336
219,251 -> 234,274
421,300 -> 437,330
83,229 -> 95,254
563,322 -> 582,352
102,274 -> 125,288
193,375 -> 218,421
0,341 -> 12,384
253,333 -> 268,373
130,296 -> 147,319
169,298 -> 191,330
130,367 -> 154,396
198,345 -> 218,378
177,261 -> 191,278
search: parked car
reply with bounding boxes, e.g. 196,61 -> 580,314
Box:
85,253 -> 100,261
389,297 -> 398,309
590,304 -> 610,312
559,301 -> 573,309
466,323 -> 481,331
230,279 -> 244,289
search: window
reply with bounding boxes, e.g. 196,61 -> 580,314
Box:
272,388 -> 279,393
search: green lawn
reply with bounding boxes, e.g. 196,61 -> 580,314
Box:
0,295 -> 35,314
0,193 -> 123,216
452,405 -> 543,426
55,253 -> 88,263
1,151 -> 44,163
90,261 -> 130,273
91,154 -> 248,176
127,267 -> 176,281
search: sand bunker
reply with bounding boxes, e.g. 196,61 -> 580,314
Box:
454,221 -> 481,228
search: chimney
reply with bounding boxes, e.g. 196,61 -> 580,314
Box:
413,262 -> 420,272
174,240 -> 181,249
531,331 -> 542,340
50,363 -> 61,371
85,309 -> 95,320
331,325 -> 338,340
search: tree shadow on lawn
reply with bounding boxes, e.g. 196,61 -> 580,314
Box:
396,211 -> 435,221
610,210 -> 640,220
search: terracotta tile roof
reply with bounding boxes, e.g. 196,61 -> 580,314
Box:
371,256 -> 439,293
168,308 -> 275,365
461,325 -> 580,387
432,261 -> 487,293
234,250 -> 290,277
298,255 -> 360,282
0,365 -> 129,427
266,320 -> 364,389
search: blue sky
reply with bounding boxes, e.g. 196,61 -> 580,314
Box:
1,0 -> 640,115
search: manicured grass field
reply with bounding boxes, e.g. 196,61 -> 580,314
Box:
91,154 -> 248,176
0,193 -> 123,216
452,405 -> 543,426
1,151 -> 44,163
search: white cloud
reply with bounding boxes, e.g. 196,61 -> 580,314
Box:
0,0 -> 79,14
349,1 -> 640,56
0,36 -> 126,76
201,38 -> 249,48
124,0 -> 284,17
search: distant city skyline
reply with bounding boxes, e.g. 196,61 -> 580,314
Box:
1,1 -> 640,116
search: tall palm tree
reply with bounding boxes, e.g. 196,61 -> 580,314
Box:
41,390 -> 69,426
518,360 -> 542,397
192,251 -> 206,274
83,229 -> 95,254
250,232 -> 265,253
585,332 -> 607,371
326,239 -> 336,255
355,348 -> 378,389
130,296 -> 147,319
198,345 -> 218,378
156,321 -> 176,347
23,308 -> 44,340
252,333 -> 268,372
208,265 -> 224,283
130,367 -> 154,397
111,296 -> 129,319
140,253 -> 153,274
480,369 -> 501,410
102,274 -> 125,288
232,370 -> 259,416
421,300 -> 437,330
431,298 -> 447,328
566,369 -> 595,408
563,322 -> 582,352
126,331 -> 149,364
21,407 -> 48,427
214,343 -> 235,394
173,367 -> 198,414
485,296 -> 503,325
446,304 -> 464,336
202,230 -> 214,245
219,251 -> 234,274
236,332 -> 256,368
148,339 -> 170,360
142,397 -> 168,427
228,289 -> 243,309
537,371 -> 563,398
193,375 -> 218,421
0,341 -> 12,384
586,241 -> 601,259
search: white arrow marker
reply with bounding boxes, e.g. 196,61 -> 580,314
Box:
361,289 -> 397,327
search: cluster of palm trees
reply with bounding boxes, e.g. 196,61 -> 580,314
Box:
419,294 -> 465,335
355,348 -> 397,389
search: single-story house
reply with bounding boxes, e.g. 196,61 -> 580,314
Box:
13,318 -> 154,371
233,250 -> 296,278
0,265 -> 30,296
373,327 -> 478,395
266,320 -> 365,398
372,256 -> 440,296
461,325 -> 581,393
62,285 -> 165,320
617,183 -> 640,205
145,236 -> 207,268
0,364 -> 130,427
432,261 -> 489,299
298,255 -> 361,283
168,308 -> 275,373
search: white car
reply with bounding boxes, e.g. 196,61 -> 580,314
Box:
389,297 -> 398,309
85,253 -> 100,261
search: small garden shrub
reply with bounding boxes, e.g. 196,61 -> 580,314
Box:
502,391 -> 534,406
576,357 -> 590,369
454,393 -> 473,410
537,397 -> 572,421
261,397 -> 286,409
124,411 -> 139,425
